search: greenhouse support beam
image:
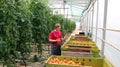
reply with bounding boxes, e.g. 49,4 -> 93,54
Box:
89,8 -> 93,37
87,11 -> 91,35
82,16 -> 85,31
82,0 -> 96,18
82,17 -> 85,31
86,12 -> 89,34
86,14 -> 88,34
71,5 -> 85,9
95,0 -> 99,43
70,3 -> 87,7
83,17 -> 85,31
101,0 -> 108,58
70,2 -> 73,20
80,16 -> 84,30
80,0 -> 96,28
84,16 -> 86,33
89,9 -> 92,34
63,0 -> 66,18
81,1 -> 94,36
91,6 -> 94,38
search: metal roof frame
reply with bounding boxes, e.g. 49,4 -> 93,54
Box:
48,0 -> 93,21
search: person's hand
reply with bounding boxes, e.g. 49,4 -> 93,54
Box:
56,38 -> 60,42
63,35 -> 68,40
56,38 -> 61,44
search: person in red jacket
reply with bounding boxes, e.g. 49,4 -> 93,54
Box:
49,23 -> 67,55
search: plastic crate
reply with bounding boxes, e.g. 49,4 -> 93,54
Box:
70,36 -> 75,40
61,51 -> 93,57
61,44 -> 69,51
67,40 -> 96,45
62,44 -> 100,52
79,32 -> 85,34
68,45 -> 92,53
75,34 -> 85,36
45,56 -> 111,67
75,36 -> 90,41
92,50 -> 100,58
66,43 -> 96,46
61,46 -> 100,58
45,56 -> 92,67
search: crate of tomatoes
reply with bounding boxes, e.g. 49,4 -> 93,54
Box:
45,56 -> 111,67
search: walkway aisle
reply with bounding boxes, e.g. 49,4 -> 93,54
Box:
71,28 -> 82,36
71,22 -> 82,36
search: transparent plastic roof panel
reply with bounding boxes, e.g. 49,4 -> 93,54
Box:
48,0 -> 93,21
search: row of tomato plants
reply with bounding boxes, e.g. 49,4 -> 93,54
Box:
0,0 -> 76,66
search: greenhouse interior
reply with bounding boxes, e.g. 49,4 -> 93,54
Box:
0,0 -> 120,67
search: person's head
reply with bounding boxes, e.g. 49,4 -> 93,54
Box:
54,23 -> 61,31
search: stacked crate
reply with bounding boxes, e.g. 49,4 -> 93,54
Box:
45,32 -> 111,67
61,43 -> 93,57
61,32 -> 100,58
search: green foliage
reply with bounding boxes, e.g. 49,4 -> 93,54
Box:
29,0 -> 52,54
0,0 -> 76,66
50,14 -> 76,36
15,0 -> 33,55
0,0 -> 33,66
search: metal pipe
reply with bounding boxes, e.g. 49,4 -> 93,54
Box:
70,1 -> 73,20
87,11 -> 90,36
91,6 -> 94,38
89,9 -> 92,37
86,14 -> 88,34
92,27 -> 120,32
63,0 -> 65,17
95,0 -> 99,43
101,0 -> 108,58
92,33 -> 120,53
82,0 -> 96,19
83,17 -> 85,31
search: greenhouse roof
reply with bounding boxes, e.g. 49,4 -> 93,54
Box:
48,0 -> 94,21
